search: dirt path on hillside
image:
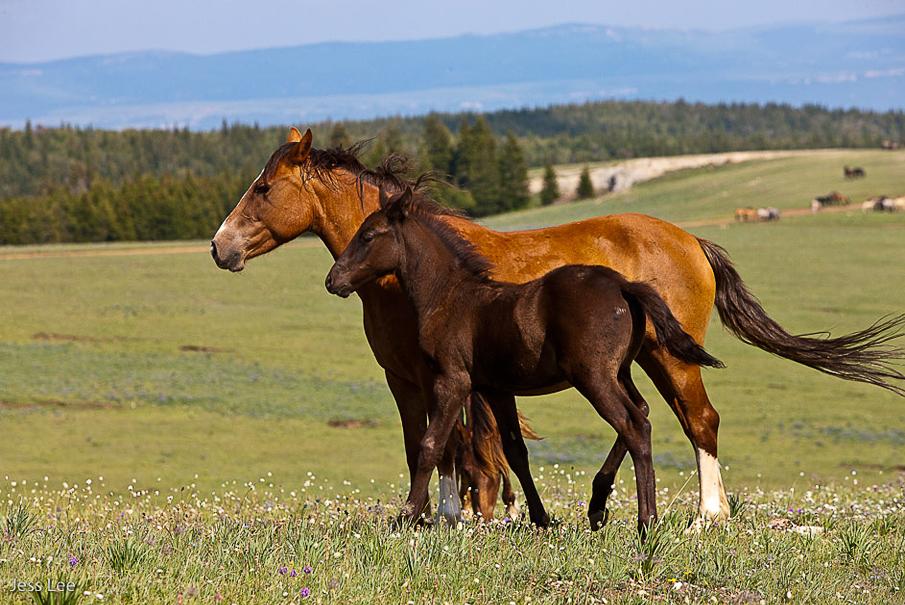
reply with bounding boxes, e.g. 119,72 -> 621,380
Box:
528,149 -> 844,198
677,203 -> 857,229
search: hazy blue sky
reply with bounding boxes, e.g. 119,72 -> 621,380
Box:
2,0 -> 903,63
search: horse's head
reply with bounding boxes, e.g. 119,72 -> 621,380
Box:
211,127 -> 321,272
325,186 -> 413,297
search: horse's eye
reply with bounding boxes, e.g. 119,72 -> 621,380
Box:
361,230 -> 374,242
254,183 -> 270,195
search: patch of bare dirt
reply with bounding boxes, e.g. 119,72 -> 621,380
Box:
179,344 -> 231,353
0,399 -> 116,410
33,332 -> 100,343
327,418 -> 378,429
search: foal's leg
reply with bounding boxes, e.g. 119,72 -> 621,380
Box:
636,349 -> 729,524
587,369 -> 650,530
400,374 -> 471,524
486,393 -> 550,527
572,376 -> 657,531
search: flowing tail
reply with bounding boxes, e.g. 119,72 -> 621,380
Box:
697,238 -> 905,396
620,280 -> 725,369
461,393 -> 541,478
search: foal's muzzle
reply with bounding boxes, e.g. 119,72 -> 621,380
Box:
325,268 -> 353,298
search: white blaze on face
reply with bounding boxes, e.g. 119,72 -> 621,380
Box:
436,474 -> 462,525
696,448 -> 729,520
215,167 -> 265,239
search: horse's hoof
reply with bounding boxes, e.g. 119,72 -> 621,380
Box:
504,500 -> 521,521
531,512 -> 551,529
588,508 -> 609,531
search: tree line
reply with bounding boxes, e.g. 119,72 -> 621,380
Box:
1,99 -> 903,244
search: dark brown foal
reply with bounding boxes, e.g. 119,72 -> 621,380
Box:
326,186 -> 723,530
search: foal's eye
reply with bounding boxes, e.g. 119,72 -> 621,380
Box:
361,231 -> 375,242
254,182 -> 270,195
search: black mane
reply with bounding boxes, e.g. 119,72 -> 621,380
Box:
262,138 -> 430,198
396,188 -> 493,282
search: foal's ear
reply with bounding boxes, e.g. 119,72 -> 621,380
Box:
378,186 -> 391,209
288,128 -> 314,164
386,186 -> 414,222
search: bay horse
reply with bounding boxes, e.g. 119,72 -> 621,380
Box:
325,185 -> 724,530
211,128 -> 905,527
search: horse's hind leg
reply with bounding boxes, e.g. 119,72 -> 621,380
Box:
573,374 -> 657,532
587,370 -> 650,530
637,349 -> 729,524
486,393 -> 550,527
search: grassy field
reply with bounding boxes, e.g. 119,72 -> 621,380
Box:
0,149 -> 903,603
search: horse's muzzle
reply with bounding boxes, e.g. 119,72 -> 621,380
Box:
210,240 -> 244,272
325,270 -> 352,298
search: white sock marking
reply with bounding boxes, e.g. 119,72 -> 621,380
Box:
696,448 -> 729,520
436,474 -> 462,524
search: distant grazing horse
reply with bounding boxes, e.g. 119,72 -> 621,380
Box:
735,207 -> 779,222
756,207 -> 780,221
735,208 -> 758,222
844,166 -> 866,179
212,128 -> 905,528
326,186 -> 724,530
863,197 -> 899,213
811,191 -> 851,211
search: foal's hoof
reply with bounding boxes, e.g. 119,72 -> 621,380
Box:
531,512 -> 552,529
588,508 -> 609,531
391,513 -> 429,531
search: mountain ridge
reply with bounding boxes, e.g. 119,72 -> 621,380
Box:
2,16 -> 903,129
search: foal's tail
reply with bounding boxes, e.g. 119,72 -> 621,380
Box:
697,238 -> 905,396
621,281 -> 725,369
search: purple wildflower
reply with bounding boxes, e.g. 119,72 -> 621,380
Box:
303,565 -> 313,575
278,566 -> 289,576
289,569 -> 298,578
68,554 -> 79,568
300,587 -> 311,599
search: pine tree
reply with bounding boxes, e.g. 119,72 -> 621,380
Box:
576,166 -> 594,199
540,164 -> 559,206
328,123 -> 352,149
497,133 -> 529,211
422,114 -> 453,176
456,116 -> 500,215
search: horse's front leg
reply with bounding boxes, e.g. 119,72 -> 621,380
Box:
385,371 -> 431,518
400,373 -> 471,525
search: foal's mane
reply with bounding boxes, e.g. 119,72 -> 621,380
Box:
396,186 -> 494,283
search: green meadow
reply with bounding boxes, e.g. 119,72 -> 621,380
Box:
0,149 -> 903,603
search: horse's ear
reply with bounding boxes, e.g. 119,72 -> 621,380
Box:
378,186 -> 390,209
399,186 -> 415,215
386,186 -> 414,222
287,127 -> 303,143
288,129 -> 313,165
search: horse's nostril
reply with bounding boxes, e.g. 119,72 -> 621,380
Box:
210,240 -> 218,261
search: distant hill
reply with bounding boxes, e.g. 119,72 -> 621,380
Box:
1,16 -> 903,129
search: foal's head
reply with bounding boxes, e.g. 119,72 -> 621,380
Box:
326,184 -> 492,298
324,186 -> 415,297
